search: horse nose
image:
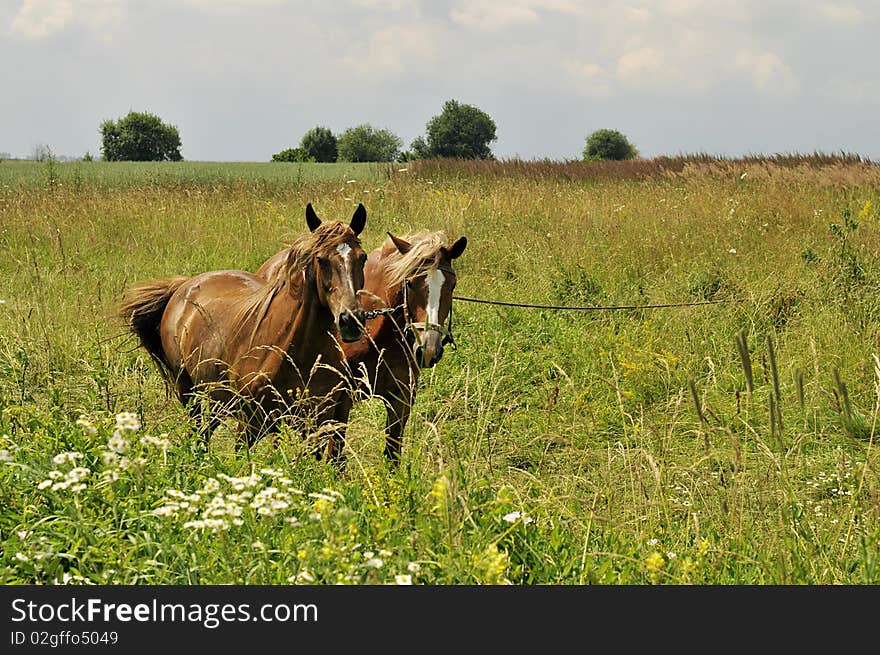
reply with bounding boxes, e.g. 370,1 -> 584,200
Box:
338,312 -> 362,343
418,331 -> 443,368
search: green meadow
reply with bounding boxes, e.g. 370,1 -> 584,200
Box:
1,157 -> 879,584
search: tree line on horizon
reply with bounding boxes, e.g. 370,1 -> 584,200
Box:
70,100 -> 638,165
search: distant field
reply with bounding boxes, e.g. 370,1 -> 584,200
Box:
1,158 -> 879,584
0,159 -> 392,189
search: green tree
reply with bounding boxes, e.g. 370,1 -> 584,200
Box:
299,126 -> 337,163
100,111 -> 182,161
417,99 -> 497,159
583,129 -> 638,161
271,147 -> 313,162
337,124 -> 402,162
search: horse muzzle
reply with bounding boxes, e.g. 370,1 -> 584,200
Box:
415,330 -> 444,368
338,310 -> 365,343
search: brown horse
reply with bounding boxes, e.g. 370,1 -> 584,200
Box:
119,203 -> 368,462
257,229 -> 467,464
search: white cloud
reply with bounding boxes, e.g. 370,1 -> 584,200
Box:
735,48 -> 799,95
10,0 -> 74,38
9,0 -> 122,39
564,60 -> 610,96
350,0 -> 417,10
818,3 -> 863,23
339,24 -> 436,79
663,0 -> 704,15
449,0 -> 581,33
183,0 -> 289,9
623,6 -> 651,23
616,46 -> 664,81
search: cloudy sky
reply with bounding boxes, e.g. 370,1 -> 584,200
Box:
1,0 -> 877,161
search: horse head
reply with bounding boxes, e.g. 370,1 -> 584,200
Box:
306,203 -> 368,342
387,231 -> 467,368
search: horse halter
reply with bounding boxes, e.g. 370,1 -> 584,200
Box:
401,266 -> 457,350
361,265 -> 456,349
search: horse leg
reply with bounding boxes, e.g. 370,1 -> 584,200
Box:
177,372 -> 219,451
325,393 -> 353,469
383,392 -> 412,466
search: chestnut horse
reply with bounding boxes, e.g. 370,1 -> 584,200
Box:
257,229 -> 467,464
119,204 -> 368,462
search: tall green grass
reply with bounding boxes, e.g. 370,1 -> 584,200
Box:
1,160 -> 878,584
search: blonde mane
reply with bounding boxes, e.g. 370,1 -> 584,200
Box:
383,230 -> 449,287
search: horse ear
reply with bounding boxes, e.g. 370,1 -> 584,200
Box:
447,236 -> 468,259
349,203 -> 367,236
306,203 -> 321,232
387,232 -> 413,255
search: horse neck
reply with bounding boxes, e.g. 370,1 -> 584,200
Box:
367,277 -> 412,350
249,271 -> 335,371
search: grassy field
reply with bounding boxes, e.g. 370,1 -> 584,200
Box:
1,157 -> 879,584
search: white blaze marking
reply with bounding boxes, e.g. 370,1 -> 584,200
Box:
336,243 -> 356,310
426,269 -> 445,326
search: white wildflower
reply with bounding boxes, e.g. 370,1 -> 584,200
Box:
0,449 -> 13,462
115,412 -> 140,432
107,432 -> 130,454
407,562 -> 420,573
365,558 -> 383,569
75,415 -> 97,435
394,574 -> 413,585
15,552 -> 29,562
52,451 -> 83,465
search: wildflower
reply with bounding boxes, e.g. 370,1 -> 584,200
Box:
647,538 -> 660,547
666,551 -> 677,559
503,510 -> 534,524
365,558 -> 384,569
52,451 -> 83,465
16,530 -> 30,540
37,480 -> 52,490
107,432 -> 130,454
115,412 -> 140,432
102,469 -> 120,483
645,551 -> 665,574
0,449 -> 14,462
407,562 -> 421,573
680,557 -> 697,579
394,574 -> 413,585
142,434 -> 170,450
53,572 -> 94,585
202,478 -> 220,494
378,549 -> 392,558
430,474 -> 449,513
76,415 -> 97,435
473,543 -> 509,584
697,539 -> 710,558
295,570 -> 315,584
252,541 -> 266,550
728,248 -> 737,254
15,552 -> 29,562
